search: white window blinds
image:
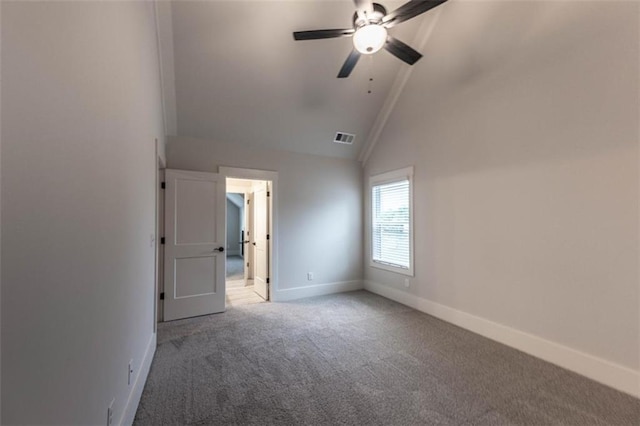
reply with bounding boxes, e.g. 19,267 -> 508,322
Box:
372,179 -> 410,270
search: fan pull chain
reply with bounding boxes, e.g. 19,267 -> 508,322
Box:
367,55 -> 374,94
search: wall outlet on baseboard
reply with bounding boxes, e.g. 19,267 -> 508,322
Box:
107,398 -> 115,426
128,359 -> 134,385
307,272 -> 314,281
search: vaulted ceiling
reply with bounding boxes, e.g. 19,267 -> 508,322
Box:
157,1 -> 444,160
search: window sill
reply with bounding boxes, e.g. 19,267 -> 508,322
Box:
370,260 -> 414,277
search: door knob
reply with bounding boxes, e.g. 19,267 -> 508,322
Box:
215,247 -> 224,252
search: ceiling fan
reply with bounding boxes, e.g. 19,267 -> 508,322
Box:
293,0 -> 448,78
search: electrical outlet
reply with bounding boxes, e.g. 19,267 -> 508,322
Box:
107,399 -> 115,426
128,359 -> 134,386
307,272 -> 314,281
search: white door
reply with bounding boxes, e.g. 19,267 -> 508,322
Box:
243,193 -> 252,283
164,169 -> 226,321
253,182 -> 269,300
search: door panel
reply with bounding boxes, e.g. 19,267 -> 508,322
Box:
165,169 -> 226,321
253,182 -> 269,300
175,179 -> 217,244
174,257 -> 217,298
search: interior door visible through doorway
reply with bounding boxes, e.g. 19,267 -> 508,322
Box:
253,181 -> 269,300
244,191 -> 253,283
164,169 -> 226,321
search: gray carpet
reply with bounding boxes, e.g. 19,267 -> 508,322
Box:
134,291 -> 639,425
226,255 -> 244,280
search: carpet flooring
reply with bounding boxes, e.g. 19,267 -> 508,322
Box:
134,291 -> 639,425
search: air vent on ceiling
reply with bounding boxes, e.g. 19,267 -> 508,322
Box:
334,132 -> 355,145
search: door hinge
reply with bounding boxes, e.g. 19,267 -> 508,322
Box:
267,191 -> 270,197
161,237 -> 165,245
247,199 -> 250,205
266,234 -> 270,240
161,182 -> 165,189
160,292 -> 165,300
246,262 -> 249,267
266,278 -> 270,284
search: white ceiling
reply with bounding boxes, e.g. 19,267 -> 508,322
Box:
159,0 -> 437,160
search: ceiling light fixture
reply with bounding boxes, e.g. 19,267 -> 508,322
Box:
293,0 -> 450,78
352,24 -> 387,54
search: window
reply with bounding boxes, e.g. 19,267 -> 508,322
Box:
370,167 -> 413,276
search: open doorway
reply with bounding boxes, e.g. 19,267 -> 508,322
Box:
225,177 -> 272,307
225,192 -> 245,282
157,167 -> 276,322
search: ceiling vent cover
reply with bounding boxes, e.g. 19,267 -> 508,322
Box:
334,132 -> 355,145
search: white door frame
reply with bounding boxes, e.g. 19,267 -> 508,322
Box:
155,140 -> 166,326
219,167 -> 278,301
156,161 -> 166,324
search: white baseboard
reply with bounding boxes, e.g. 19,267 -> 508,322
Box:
364,280 -> 640,398
273,280 -> 363,302
120,332 -> 157,426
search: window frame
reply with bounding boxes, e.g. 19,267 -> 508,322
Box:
369,166 -> 414,277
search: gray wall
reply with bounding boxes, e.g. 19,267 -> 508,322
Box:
364,1 -> 638,372
168,136 -> 363,290
1,2 -> 164,424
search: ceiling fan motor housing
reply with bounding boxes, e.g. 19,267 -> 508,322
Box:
353,3 -> 387,28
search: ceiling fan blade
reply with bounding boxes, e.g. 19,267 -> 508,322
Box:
382,0 -> 448,28
293,29 -> 355,41
337,50 -> 361,78
384,36 -> 423,65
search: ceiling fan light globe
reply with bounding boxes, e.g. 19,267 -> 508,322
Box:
353,24 -> 387,54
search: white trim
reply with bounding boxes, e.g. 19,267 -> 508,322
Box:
219,167 -> 278,183
370,261 -> 413,276
369,166 -> 413,186
364,280 -> 640,398
120,332 -> 157,426
369,166 -> 414,277
218,167 -> 278,301
272,280 -> 363,302
153,146 -> 159,331
358,6 -> 445,165
154,0 -> 177,137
